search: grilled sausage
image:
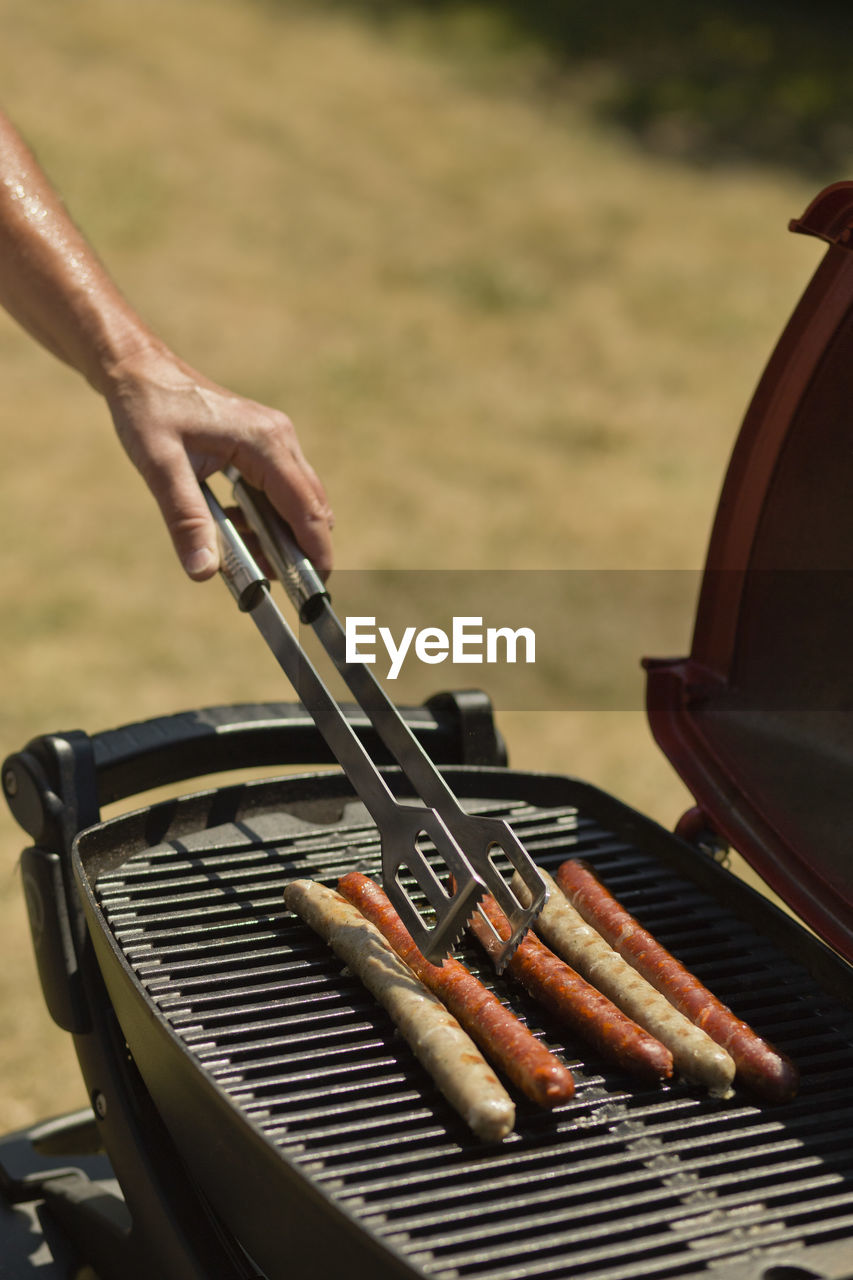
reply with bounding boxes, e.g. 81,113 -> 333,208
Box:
512,870 -> 736,1096
469,895 -> 674,1084
555,860 -> 798,1103
283,879 -> 516,1141
336,871 -> 575,1108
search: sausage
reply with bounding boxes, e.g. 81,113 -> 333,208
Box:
469,894 -> 674,1084
512,870 -> 736,1096
283,879 -> 516,1141
555,860 -> 798,1103
336,871 -> 574,1108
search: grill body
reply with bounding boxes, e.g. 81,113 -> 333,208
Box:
72,762 -> 853,1280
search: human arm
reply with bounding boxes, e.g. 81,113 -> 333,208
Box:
0,111 -> 333,579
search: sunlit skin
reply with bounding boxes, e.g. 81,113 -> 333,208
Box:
0,110 -> 334,580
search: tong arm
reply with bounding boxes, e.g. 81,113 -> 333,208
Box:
226,468 -> 328,622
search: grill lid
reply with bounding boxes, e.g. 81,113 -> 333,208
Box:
645,181 -> 853,963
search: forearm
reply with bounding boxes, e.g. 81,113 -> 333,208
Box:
0,113 -> 157,393
0,110 -> 333,579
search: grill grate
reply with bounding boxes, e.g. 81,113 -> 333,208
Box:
93,795 -> 853,1280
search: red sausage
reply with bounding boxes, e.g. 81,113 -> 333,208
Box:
471,895 -> 673,1084
556,861 -> 799,1103
336,872 -> 574,1108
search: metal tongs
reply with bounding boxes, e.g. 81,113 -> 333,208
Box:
202,470 -> 548,970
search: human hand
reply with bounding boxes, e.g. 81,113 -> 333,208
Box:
104,345 -> 334,581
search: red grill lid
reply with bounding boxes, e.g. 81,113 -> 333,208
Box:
645,182 -> 853,964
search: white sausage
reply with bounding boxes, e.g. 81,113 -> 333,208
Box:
513,870 -> 735,1097
284,879 -> 516,1140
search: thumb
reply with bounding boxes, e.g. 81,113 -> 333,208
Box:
147,451 -> 220,581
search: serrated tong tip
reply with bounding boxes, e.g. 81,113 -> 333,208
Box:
486,878 -> 549,974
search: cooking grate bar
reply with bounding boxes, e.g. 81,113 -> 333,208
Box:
429,1200 -> 853,1279
311,1130 -> 693,1193
379,1173 -> 852,1256
231,1073 -> 418,1112
455,1209 -> 853,1280
263,1108 -> 444,1147
181,1013 -> 381,1051
124,930 -> 294,964
155,976 -> 340,1012
165,993 -> 359,1032
212,1044 -> 393,1085
263,1093 -> 676,1150
113,917 -> 291,949
194,1023 -> 384,1058
144,949 -> 330,981
393,1164 -> 845,1237
351,1122 -> 847,1199
272,1127 -> 455,1162
330,1115 -> 853,1204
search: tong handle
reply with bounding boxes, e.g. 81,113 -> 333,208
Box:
225,469 -> 328,623
204,483 -> 269,612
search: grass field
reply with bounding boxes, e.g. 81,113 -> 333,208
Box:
0,0 -> 839,1128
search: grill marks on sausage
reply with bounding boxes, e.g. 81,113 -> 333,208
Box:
283,879 -> 516,1141
470,895 -> 674,1084
336,871 -> 575,1109
513,869 -> 736,1096
555,860 -> 799,1103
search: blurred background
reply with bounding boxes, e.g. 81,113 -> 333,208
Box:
0,0 -> 846,1128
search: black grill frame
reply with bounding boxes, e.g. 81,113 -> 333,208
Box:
72,763 -> 853,1280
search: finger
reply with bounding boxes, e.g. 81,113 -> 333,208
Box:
269,473 -> 334,579
235,445 -> 335,579
145,447 -> 220,580
288,440 -> 332,517
265,431 -> 335,542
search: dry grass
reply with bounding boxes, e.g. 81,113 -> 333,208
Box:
0,0 -> 832,1127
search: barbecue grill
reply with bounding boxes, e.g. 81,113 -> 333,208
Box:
3,183 -> 853,1280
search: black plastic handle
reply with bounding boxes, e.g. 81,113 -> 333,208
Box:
91,694 -> 506,804
3,692 -> 506,849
